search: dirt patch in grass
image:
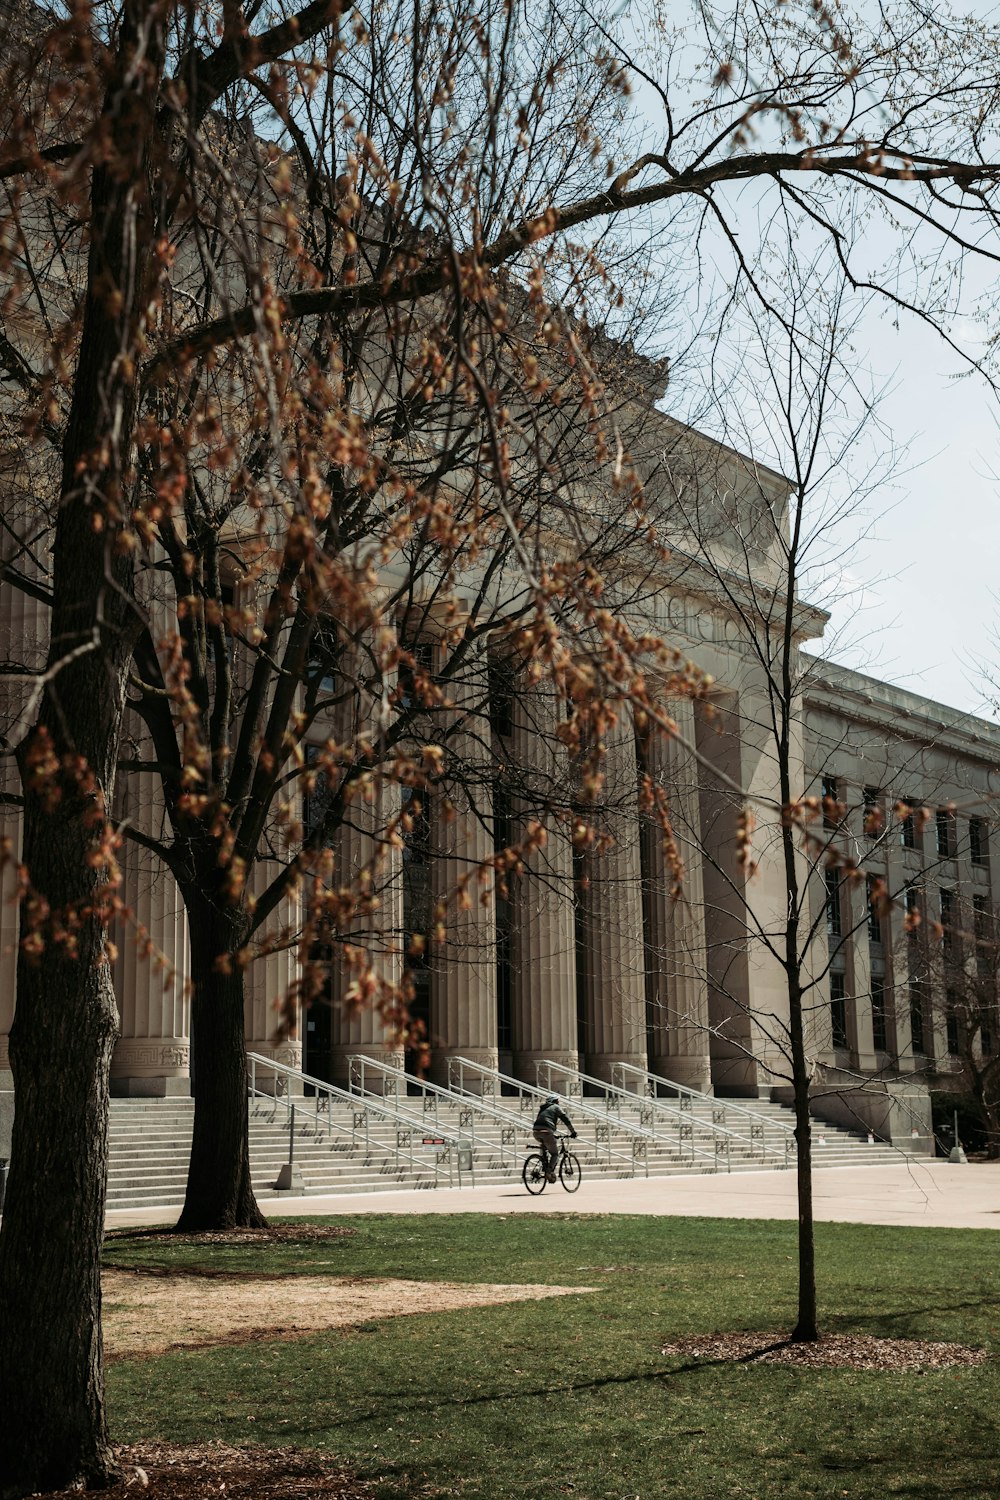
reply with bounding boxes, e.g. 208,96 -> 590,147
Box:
661,1331 -> 989,1371
31,1442 -> 373,1500
107,1225 -> 358,1247
103,1269 -> 594,1358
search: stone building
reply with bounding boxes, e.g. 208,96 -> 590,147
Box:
1,407 -> 998,1148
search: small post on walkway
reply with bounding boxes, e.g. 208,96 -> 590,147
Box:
276,1102 -> 305,1191
949,1108 -> 968,1165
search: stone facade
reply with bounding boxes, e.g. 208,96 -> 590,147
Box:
2,427 -> 998,1145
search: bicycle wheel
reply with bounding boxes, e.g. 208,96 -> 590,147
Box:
522,1154 -> 548,1195
559,1151 -> 582,1193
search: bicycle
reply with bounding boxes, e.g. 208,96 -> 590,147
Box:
522,1133 -> 582,1194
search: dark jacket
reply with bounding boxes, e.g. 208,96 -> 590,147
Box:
533,1100 -> 576,1136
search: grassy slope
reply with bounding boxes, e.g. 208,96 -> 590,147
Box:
105,1215 -> 1000,1499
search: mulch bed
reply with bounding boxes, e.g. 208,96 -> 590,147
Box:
660,1331 -> 989,1371
32,1443 -> 374,1499
106,1225 -> 358,1247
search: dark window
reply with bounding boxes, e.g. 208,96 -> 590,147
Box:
970,816 -> 989,867
822,774 -> 841,830
974,894 -> 991,942
867,877 -> 883,945
905,885 -> 921,937
909,979 -> 928,1055
307,620 -> 340,698
899,797 -> 922,849
941,887 -> 957,962
826,868 -> 843,939
983,1016 -> 994,1056
398,640 -> 434,711
830,971 -> 849,1050
946,991 -> 961,1056
871,974 -> 888,1052
401,785 -> 430,868
304,745 -> 332,844
936,807 -> 957,860
488,656 -> 515,739
863,786 -> 883,838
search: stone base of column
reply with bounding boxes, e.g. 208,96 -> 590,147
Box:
584,1052 -> 648,1088
710,1056 -> 759,1095
649,1055 -> 713,1096
430,1045 -> 498,1092
111,1075 -> 192,1098
111,1043 -> 191,1097
512,1049 -> 580,1090
246,1040 -> 304,1095
330,1044 -> 404,1093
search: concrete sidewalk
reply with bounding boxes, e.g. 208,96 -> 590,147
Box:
106,1160 -> 1000,1232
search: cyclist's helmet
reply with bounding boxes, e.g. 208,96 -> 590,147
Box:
546,1095 -> 560,1105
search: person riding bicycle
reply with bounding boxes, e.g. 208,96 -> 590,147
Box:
532,1095 -> 577,1182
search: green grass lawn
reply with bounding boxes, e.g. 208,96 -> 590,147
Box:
104,1214 -> 1000,1499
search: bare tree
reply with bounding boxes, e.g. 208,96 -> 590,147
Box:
6,0 -> 1000,1490
637,261 -> 905,1341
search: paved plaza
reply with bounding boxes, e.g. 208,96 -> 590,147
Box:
105,1160 -> 1000,1232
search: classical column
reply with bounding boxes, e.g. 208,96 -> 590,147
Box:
244,849 -> 303,1090
429,638 -> 498,1084
326,772 -> 405,1086
644,697 -> 712,1093
508,672 -> 578,1081
579,703 -> 648,1084
111,716 -> 192,1096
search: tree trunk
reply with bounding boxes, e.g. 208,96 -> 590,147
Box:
0,833 -> 121,1496
0,7 -> 164,1484
789,1022 -> 817,1342
0,507 -> 133,1495
175,900 -> 265,1231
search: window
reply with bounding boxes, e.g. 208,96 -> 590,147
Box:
401,785 -> 430,868
830,971 -> 849,1050
822,774 -> 841,830
899,796 -> 921,849
867,876 -> 883,946
946,991 -> 961,1057
871,974 -> 888,1052
983,1015 -> 994,1056
909,981 -> 926,1055
398,640 -> 434,711
970,816 -> 989,868
941,887 -> 958,963
863,786 -> 884,838
825,868 -> 843,939
905,884 -> 921,936
974,893 -> 991,939
304,745 -> 332,843
936,807 -> 957,860
488,656 -> 515,739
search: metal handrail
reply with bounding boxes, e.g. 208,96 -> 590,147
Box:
347,1054 -> 519,1171
246,1053 -> 469,1187
350,1054 -> 646,1175
533,1059 -> 776,1169
443,1056 -> 667,1176
609,1059 -> 795,1162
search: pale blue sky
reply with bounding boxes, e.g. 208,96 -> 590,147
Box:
816,309 -> 1000,719
621,0 -> 1000,722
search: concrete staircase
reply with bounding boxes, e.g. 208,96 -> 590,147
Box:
106,1083 -> 901,1211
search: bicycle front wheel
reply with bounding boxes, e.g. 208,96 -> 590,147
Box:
522,1154 -> 548,1195
559,1151 -> 582,1193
